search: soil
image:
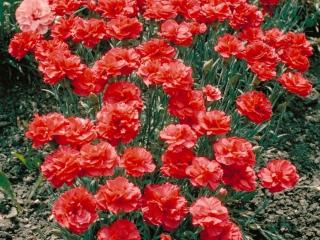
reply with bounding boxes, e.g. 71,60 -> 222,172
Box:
0,82 -> 319,240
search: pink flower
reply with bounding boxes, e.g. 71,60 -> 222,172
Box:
15,0 -> 54,34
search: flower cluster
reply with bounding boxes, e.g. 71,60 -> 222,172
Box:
10,0 -> 309,239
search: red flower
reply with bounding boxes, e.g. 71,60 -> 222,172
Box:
160,234 -> 172,240
199,1 -> 231,23
51,16 -> 76,41
229,3 -> 264,30
186,157 -> 223,190
103,81 -> 144,112
137,58 -> 170,86
97,219 -> 141,240
190,197 -> 229,229
264,28 -> 285,48
119,147 -> 156,177
278,72 -> 312,97
71,68 -> 107,96
52,187 -> 97,234
194,110 -> 231,136
222,165 -> 257,192
160,124 -> 197,150
282,32 -> 313,57
142,183 -> 188,231
93,48 -> 140,78
136,38 -> 176,62
55,117 -> 97,147
213,137 -> 256,167
202,84 -> 222,102
49,0 -> 82,15
236,91 -> 273,124
106,16 -> 143,40
26,113 -> 68,148
237,27 -> 265,42
72,18 -> 107,48
41,146 -> 80,188
258,159 -> 299,193
79,141 -> 119,177
95,176 -> 141,214
161,147 -> 194,178
96,103 -> 140,145
143,0 -> 178,20
279,48 -> 310,72
96,0 -> 138,18
214,34 -> 244,58
168,90 -> 205,124
200,221 -> 243,240
9,31 -> 42,60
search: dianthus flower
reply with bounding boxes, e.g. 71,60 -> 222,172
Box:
190,197 -> 229,229
143,0 -> 178,20
237,27 -> 265,42
202,84 -> 222,102
26,113 -> 68,148
106,16 -> 143,40
55,117 -> 97,147
41,146 -> 80,188
97,219 -> 141,240
236,91 -> 273,124
213,137 -> 256,167
95,177 -> 141,214
160,124 -> 197,150
222,165 -> 257,191
160,234 -> 172,240
103,81 -> 144,112
51,17 -> 76,41
49,0 -> 82,15
52,187 -> 97,234
198,0 -> 232,23
278,72 -> 312,97
186,157 -> 223,190
258,159 -> 299,193
96,103 -> 140,145
95,0 -> 138,18
9,31 -> 42,60
200,221 -> 243,240
142,183 -> 188,231
79,141 -> 119,177
119,147 -> 156,177
16,0 -> 53,34
161,147 -> 194,178
214,34 -> 244,58
194,110 -> 231,136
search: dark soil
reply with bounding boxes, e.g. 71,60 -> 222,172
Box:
0,82 -> 319,240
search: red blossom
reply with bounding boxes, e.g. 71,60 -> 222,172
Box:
106,16 -> 143,40
202,84 -> 222,102
214,34 -> 244,58
97,219 -> 141,240
278,72 -> 312,97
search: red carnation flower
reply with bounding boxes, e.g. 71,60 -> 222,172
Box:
214,34 -> 244,58
26,113 -> 68,148
161,147 -> 195,178
186,157 -> 223,190
236,91 -> 273,124
51,16 -> 76,41
258,159 -> 299,193
168,90 -> 205,125
143,0 -> 178,20
237,27 -> 265,42
52,187 -> 97,234
106,16 -> 143,40
202,84 -> 222,102
136,38 -> 176,62
96,103 -> 140,145
103,81 -> 144,112
95,176 -> 141,214
213,137 -> 256,167
55,117 -> 97,147
93,48 -> 140,79
222,165 -> 257,192
41,146 -> 80,188
279,48 -> 310,72
72,18 -> 107,48
119,147 -> 156,177
97,219 -> 141,240
194,110 -> 231,136
199,1 -> 231,23
278,72 -> 312,97
9,31 -> 42,60
96,0 -> 138,19
282,32 -> 313,57
160,234 -> 172,240
264,28 -> 285,48
71,67 -> 107,96
142,183 -> 188,231
190,197 -> 229,229
137,58 -> 169,86
229,2 -> 264,30
160,124 -> 197,150
79,141 -> 119,177
200,221 -> 243,240
49,0 -> 82,15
